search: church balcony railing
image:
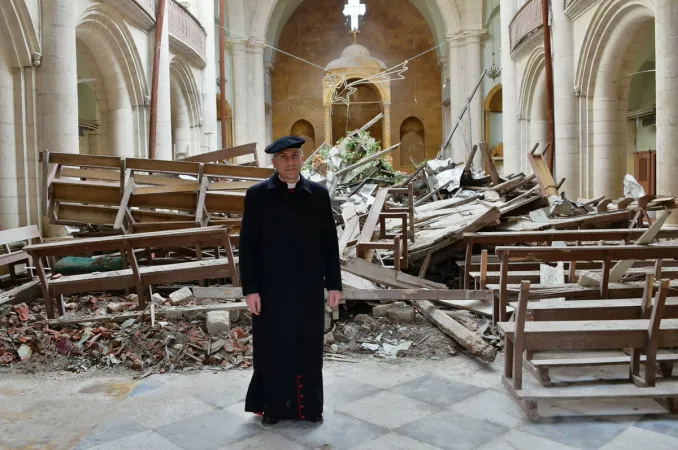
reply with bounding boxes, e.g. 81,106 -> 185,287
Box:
168,0 -> 207,67
103,0 -> 156,30
509,0 -> 543,54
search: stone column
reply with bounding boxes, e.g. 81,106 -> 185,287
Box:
249,41 -> 268,164
230,39 -> 249,147
39,0 -> 79,154
466,31 -> 485,167
500,0 -> 521,175
438,56 -> 450,141
446,34 -> 465,162
382,102 -> 392,150
656,0 -> 678,211
151,3 -> 172,159
552,0 -> 579,199
197,0 -> 218,153
324,104 -> 332,146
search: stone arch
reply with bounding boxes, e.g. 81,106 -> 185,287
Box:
76,4 -> 148,157
575,0 -> 655,197
0,0 -> 40,68
253,0 -> 459,62
400,117 -> 426,167
170,56 -> 203,157
518,48 -> 547,173
0,0 -> 40,229
290,119 -> 316,154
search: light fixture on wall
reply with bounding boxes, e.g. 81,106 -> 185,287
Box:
487,0 -> 502,81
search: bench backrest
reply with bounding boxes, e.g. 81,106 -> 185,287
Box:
495,244 -> 678,262
0,226 -> 41,247
465,229 -> 678,246
179,143 -> 258,165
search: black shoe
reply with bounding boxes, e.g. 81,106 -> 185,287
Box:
304,414 -> 323,423
262,414 -> 279,425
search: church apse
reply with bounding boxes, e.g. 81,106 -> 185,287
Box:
270,0 -> 442,171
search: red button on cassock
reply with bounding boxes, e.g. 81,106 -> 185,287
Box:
299,385 -> 303,388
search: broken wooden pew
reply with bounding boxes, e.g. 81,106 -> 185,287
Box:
499,280 -> 678,421
461,228 -> 678,290
23,226 -> 238,319
491,243 -> 678,323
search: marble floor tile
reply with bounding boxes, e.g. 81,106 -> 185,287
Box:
339,359 -> 428,389
271,408 -> 388,450
323,377 -> 383,409
395,409 -> 508,450
219,431 -> 309,450
599,426 -> 678,450
337,390 -> 439,429
448,388 -> 528,428
519,414 -> 629,449
476,429 -> 578,450
633,414 -> 678,438
162,370 -> 252,408
349,432 -> 443,450
86,431 -> 184,450
75,419 -> 147,449
390,375 -> 483,408
155,408 -> 264,450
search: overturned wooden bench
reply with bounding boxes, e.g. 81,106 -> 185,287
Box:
499,280 -> 678,421
23,226 -> 238,319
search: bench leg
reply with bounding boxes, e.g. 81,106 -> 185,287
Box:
524,360 -> 552,387
34,258 -> 55,319
504,335 -> 514,378
502,376 -> 540,422
659,361 -> 674,378
655,397 -> 678,414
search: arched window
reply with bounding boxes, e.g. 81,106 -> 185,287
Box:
290,119 -> 316,154
399,117 -> 425,167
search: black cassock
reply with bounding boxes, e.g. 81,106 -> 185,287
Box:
239,172 -> 342,420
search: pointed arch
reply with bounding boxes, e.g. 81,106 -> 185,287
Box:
0,0 -> 40,68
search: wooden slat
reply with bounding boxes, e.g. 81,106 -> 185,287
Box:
0,226 -> 41,246
514,379 -> 678,401
514,298 -> 678,321
203,163 -> 273,179
499,318 -> 678,351
52,179 -> 121,205
180,143 -> 257,163
46,152 -> 121,169
61,167 -> 121,182
530,352 -> 678,367
134,183 -> 202,195
496,244 -> 678,262
464,229 -> 678,245
125,158 -> 201,175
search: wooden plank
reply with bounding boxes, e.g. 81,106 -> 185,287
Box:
530,352 -> 678,368
0,226 -> 41,246
414,300 -> 497,362
499,318 -> 678,351
39,302 -> 248,326
208,181 -> 257,191
0,278 -> 41,306
527,145 -> 558,196
204,191 -> 247,213
179,143 -> 257,163
203,163 -> 273,180
52,179 -> 121,205
478,142 -> 501,185
134,183 -> 202,195
46,152 -> 122,169
464,228 -> 678,245
512,281 -> 531,389
514,379 -> 678,401
340,257 -> 447,289
495,244 -> 678,262
513,298 -> 678,321
339,216 -> 360,255
125,158 -> 201,175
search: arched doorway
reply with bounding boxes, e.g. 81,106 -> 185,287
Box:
169,57 -> 202,159
400,117 -> 425,168
331,79 -> 383,145
484,84 -> 503,160
290,119 -> 316,154
576,0 -> 655,197
75,5 -> 147,158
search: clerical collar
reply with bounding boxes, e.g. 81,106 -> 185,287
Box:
279,174 -> 300,189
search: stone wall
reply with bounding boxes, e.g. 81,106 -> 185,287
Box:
271,0 -> 442,170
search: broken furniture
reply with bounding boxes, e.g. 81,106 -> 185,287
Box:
356,184 -> 415,270
462,228 -> 678,289
489,244 -> 678,323
510,276 -> 678,386
178,143 -> 260,166
0,226 -> 45,283
500,280 -> 678,421
23,226 -> 238,319
40,150 -> 273,234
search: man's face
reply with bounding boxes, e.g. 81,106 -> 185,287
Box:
273,148 -> 303,181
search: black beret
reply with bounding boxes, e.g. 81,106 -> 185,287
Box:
265,135 -> 305,154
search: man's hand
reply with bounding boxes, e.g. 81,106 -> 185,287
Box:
246,293 -> 261,315
327,290 -> 342,309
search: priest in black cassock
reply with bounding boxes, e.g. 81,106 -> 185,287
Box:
240,136 -> 342,425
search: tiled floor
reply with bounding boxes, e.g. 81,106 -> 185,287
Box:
1,355 -> 678,449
